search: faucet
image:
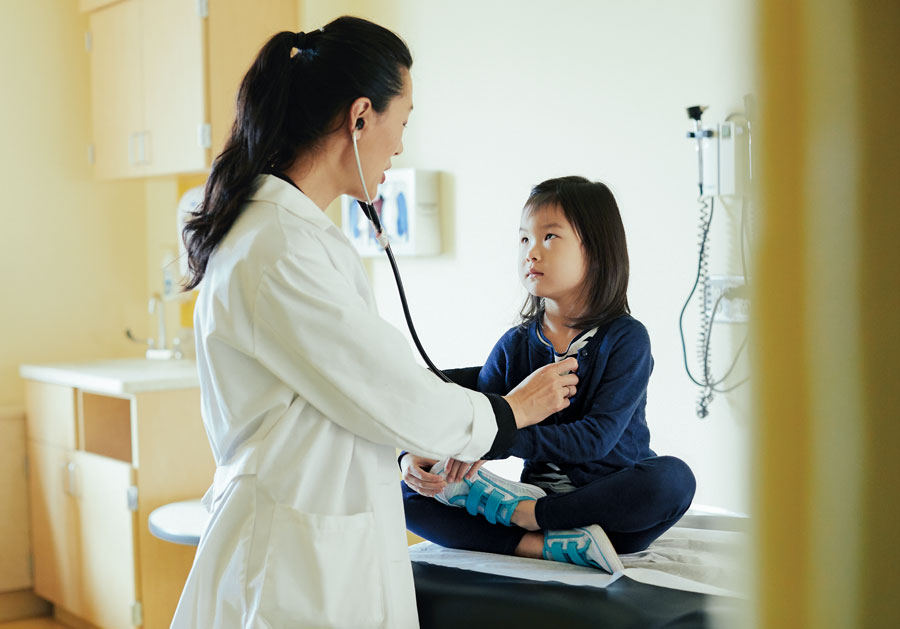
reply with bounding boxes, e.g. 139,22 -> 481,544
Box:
125,294 -> 185,359
145,293 -> 183,359
148,294 -> 167,352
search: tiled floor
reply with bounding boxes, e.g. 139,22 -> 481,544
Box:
0,619 -> 66,629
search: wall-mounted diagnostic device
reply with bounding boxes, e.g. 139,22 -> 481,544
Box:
680,101 -> 754,418
686,106 -> 749,199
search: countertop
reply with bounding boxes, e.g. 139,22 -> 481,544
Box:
20,358 -> 200,395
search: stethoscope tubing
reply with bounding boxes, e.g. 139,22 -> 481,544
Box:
351,131 -> 452,383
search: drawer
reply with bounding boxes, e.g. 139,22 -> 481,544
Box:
78,391 -> 133,463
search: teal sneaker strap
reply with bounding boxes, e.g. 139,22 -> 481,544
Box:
564,542 -> 590,567
547,541 -> 568,564
483,491 -> 503,524
465,480 -> 488,516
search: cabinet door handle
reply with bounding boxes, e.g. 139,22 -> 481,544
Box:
128,133 -> 136,166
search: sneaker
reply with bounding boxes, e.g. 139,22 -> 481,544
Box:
430,458 -> 546,526
543,524 -> 624,574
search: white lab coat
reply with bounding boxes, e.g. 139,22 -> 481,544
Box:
171,175 -> 500,628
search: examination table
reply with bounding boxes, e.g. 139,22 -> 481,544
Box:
406,507 -> 747,629
151,501 -> 744,629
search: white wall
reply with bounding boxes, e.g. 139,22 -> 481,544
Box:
304,0 -> 755,512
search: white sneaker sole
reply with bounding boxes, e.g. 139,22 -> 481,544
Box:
579,524 -> 624,573
545,524 -> 624,574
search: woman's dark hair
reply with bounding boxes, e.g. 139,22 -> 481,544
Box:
520,176 -> 631,330
182,16 -> 412,289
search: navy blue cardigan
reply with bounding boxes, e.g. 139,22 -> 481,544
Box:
477,315 -> 656,487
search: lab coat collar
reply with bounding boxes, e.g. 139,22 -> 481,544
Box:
249,174 -> 336,232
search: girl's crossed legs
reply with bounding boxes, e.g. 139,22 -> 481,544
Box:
401,455 -> 696,556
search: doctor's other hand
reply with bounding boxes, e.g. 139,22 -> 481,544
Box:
503,356 -> 578,428
400,454 -> 446,497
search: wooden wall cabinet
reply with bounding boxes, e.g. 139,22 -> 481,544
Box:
86,0 -> 297,179
24,379 -> 214,628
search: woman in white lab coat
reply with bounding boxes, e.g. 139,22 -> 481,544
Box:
171,16 -> 578,628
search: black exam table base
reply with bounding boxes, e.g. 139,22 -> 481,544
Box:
412,561 -> 741,629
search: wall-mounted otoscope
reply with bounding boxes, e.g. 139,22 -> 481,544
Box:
686,105 -> 714,196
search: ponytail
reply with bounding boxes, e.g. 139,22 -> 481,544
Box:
183,17 -> 412,290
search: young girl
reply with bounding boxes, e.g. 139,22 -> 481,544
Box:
401,176 -> 696,573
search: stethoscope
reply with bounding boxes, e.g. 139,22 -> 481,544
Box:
350,118 -> 453,383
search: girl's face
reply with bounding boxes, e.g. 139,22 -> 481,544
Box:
519,203 -> 588,308
355,68 -> 413,199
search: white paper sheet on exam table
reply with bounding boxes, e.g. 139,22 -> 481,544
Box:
408,524 -> 745,598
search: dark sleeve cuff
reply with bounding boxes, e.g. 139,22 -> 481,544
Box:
481,393 -> 516,460
438,366 -> 482,390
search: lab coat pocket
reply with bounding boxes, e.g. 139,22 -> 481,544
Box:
259,505 -> 385,628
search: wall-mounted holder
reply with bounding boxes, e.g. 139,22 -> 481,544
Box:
705,276 -> 750,324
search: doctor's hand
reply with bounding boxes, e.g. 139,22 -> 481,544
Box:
400,454 -> 446,497
443,458 -> 486,484
503,357 -> 579,429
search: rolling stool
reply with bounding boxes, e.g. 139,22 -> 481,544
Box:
148,499 -> 209,546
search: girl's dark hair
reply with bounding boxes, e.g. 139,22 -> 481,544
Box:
520,176 -> 631,330
182,16 -> 412,290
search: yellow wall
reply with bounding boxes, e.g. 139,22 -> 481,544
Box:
0,0 -> 149,407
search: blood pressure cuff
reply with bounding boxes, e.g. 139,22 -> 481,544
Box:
400,365 -> 515,464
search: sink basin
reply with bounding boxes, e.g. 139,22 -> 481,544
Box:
20,358 -> 200,394
145,348 -> 181,360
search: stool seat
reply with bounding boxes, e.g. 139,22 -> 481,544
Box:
148,499 -> 209,546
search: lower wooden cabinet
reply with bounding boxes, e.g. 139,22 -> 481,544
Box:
24,380 -> 214,628
74,451 -> 139,628
28,441 -> 81,615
